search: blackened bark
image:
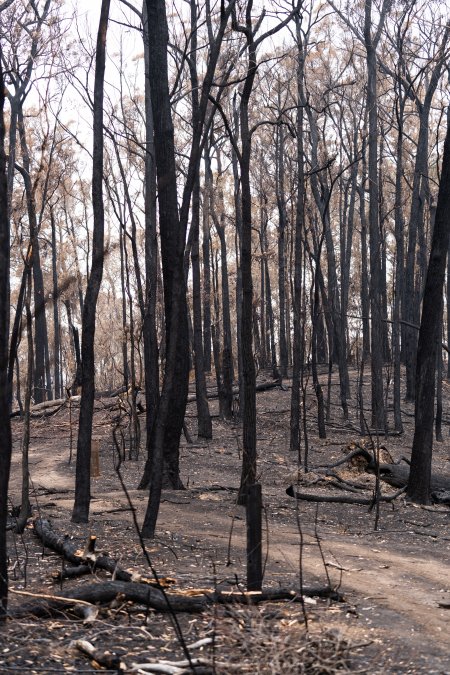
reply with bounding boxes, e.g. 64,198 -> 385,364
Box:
0,48 -> 12,619
357,166 -> 371,360
290,15 -> 305,456
393,66 -> 406,433
232,100 -> 244,414
72,0 -> 110,523
210,148 -> 234,418
276,125 -> 288,378
50,209 -> 61,400
17,109 -> 52,403
364,0 -> 386,431
191,176 -> 212,438
119,221 -> 130,391
435,317 -> 443,443
236,15 -> 257,504
305,99 -> 349,418
64,300 -> 82,394
407,111 -> 450,504
403,27 -> 449,400
8,250 -> 29,404
141,1 -> 160,481
141,0 -> 235,535
17,271 -> 33,531
188,0 -> 211,439
202,148 -> 212,374
139,0 -> 189,499
447,234 -> 450,379
310,255 -> 326,439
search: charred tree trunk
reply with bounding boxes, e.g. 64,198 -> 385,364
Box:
403,27 -> 449,400
210,146 -> 234,419
407,110 -> 450,504
202,147 -> 212,374
141,0 -> 235,534
17,270 -> 33,532
187,1 -> 212,439
364,0 -> 386,431
0,48 -> 12,620
357,160 -> 371,360
72,0 -> 110,523
141,1 -> 160,479
290,15 -> 305,457
17,108 -> 51,403
276,125 -> 288,378
392,70 -> 406,434
447,233 -> 450,380
50,208 -> 61,400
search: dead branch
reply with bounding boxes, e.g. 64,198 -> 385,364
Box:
33,518 -> 161,585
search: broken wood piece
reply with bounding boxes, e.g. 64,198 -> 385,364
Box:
72,639 -> 125,671
129,657 -> 214,674
52,565 -> 94,581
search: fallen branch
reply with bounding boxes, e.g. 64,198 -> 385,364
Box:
34,518 -> 163,586
209,586 -> 343,603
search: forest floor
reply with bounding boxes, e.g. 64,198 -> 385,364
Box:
2,367 -> 450,674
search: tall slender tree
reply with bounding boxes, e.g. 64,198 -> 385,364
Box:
0,45 -> 12,620
72,0 -> 111,523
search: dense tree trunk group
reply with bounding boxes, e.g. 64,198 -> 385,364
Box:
0,0 -> 449,577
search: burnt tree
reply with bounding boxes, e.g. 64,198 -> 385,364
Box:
407,108 -> 450,504
72,0 -> 111,523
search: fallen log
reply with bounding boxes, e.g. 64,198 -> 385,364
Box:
10,396 -> 80,418
372,463 -> 450,494
10,580 -> 206,617
186,379 -> 285,404
316,446 -> 450,504
286,485 -> 406,505
11,581 -> 342,619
